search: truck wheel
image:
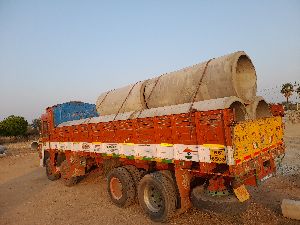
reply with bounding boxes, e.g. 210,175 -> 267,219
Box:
123,165 -> 143,200
190,185 -> 249,214
45,158 -> 60,181
60,160 -> 79,187
107,167 -> 135,207
138,171 -> 177,222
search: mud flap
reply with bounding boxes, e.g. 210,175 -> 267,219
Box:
174,165 -> 192,213
233,184 -> 250,202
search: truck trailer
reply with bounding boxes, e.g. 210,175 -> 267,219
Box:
33,52 -> 285,222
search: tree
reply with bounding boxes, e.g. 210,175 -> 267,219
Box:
27,118 -> 41,136
0,115 -> 28,137
31,118 -> 41,131
0,122 -> 5,136
280,83 -> 294,104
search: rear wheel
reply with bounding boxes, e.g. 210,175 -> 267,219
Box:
123,165 -> 143,201
45,158 -> 60,181
107,167 -> 135,207
138,171 -> 177,222
60,160 -> 79,187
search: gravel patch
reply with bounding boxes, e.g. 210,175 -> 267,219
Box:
276,164 -> 300,176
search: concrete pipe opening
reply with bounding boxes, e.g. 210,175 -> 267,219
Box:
229,101 -> 246,122
232,55 -> 257,103
256,100 -> 271,119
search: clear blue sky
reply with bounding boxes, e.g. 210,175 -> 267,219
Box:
0,1 -> 299,122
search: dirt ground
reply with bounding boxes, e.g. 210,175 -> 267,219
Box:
0,124 -> 299,225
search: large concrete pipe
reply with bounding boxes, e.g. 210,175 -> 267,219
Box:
145,51 -> 257,109
96,81 -> 147,115
96,51 -> 257,116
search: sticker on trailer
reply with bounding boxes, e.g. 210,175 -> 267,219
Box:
102,143 -> 119,155
82,142 -> 92,152
156,143 -> 174,160
135,144 -> 156,159
202,144 -> 226,164
92,142 -> 102,153
174,144 -> 199,161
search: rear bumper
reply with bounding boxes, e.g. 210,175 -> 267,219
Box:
229,144 -> 285,186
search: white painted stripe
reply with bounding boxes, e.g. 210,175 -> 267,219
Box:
44,141 -> 234,164
135,144 -> 156,159
119,143 -> 135,157
198,145 -> 211,163
157,144 -> 174,160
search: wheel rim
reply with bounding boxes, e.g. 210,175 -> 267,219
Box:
110,177 -> 123,200
144,184 -> 163,213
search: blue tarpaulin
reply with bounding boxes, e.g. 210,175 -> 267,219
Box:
53,101 -> 99,126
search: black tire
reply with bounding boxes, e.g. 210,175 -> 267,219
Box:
60,160 -> 79,187
123,165 -> 143,200
107,167 -> 135,207
45,158 -> 60,181
103,158 -> 122,176
138,171 -> 177,222
191,185 -> 249,215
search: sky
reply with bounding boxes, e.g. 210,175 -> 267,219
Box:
0,0 -> 300,122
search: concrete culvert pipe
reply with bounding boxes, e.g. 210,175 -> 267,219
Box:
192,96 -> 246,122
96,81 -> 147,115
256,99 -> 272,119
229,101 -> 246,122
246,97 -> 271,119
96,51 -> 257,116
145,51 -> 257,109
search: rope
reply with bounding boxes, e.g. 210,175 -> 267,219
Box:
189,59 -> 213,112
97,90 -> 111,111
187,58 -> 213,144
113,82 -> 139,121
135,75 -> 163,119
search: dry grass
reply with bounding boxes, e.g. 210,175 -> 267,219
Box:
2,141 -> 35,156
0,135 -> 38,144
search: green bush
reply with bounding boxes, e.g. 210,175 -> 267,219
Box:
0,115 -> 28,137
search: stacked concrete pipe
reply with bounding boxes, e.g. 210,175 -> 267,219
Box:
96,51 -> 271,121
245,96 -> 272,120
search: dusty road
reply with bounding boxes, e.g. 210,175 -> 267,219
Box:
0,124 -> 300,225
